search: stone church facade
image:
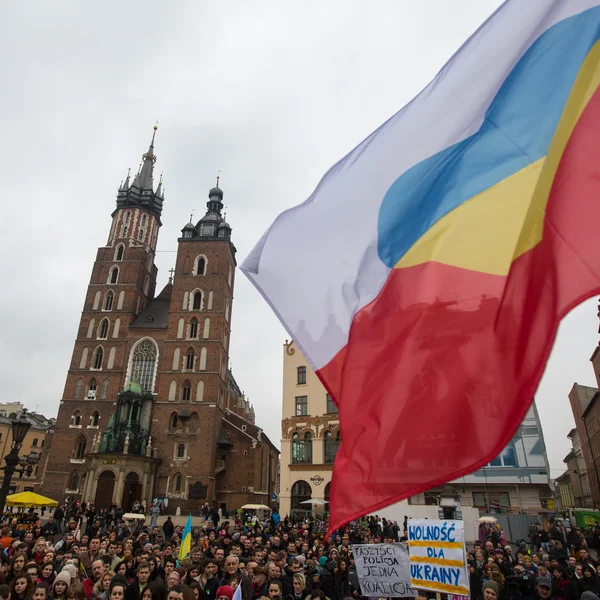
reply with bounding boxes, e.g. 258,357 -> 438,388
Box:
41,128 -> 279,514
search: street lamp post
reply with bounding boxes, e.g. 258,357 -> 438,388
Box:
0,411 -> 37,517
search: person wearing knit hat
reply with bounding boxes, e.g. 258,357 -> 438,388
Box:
62,563 -> 78,581
581,592 -> 600,600
216,586 -> 234,600
52,571 -> 71,600
482,580 -> 500,600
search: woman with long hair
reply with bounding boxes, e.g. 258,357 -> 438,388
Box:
10,574 -> 33,600
334,559 -> 350,600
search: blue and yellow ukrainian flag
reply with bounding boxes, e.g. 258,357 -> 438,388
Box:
178,514 -> 192,561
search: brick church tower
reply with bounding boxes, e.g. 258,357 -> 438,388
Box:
41,129 -> 279,513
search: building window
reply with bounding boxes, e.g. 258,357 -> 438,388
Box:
292,432 -> 312,464
100,378 -> 109,400
295,396 -> 308,416
192,290 -> 203,310
195,256 -> 206,276
182,381 -> 191,402
87,379 -> 97,399
326,393 -> 338,414
128,338 -> 158,392
324,430 -> 340,463
98,319 -> 109,339
297,366 -> 306,385
173,473 -> 182,494
104,291 -> 114,311
115,244 -> 124,261
70,472 -> 80,491
488,443 -> 517,467
177,443 -> 185,458
32,438 -> 38,447
71,412 -> 81,427
190,412 -> 199,433
109,267 -> 119,284
74,378 -> 83,399
74,437 -> 86,460
189,318 -> 199,339
291,480 -> 312,511
93,347 -> 103,369
170,413 -> 178,430
185,349 -> 195,370
90,411 -> 99,427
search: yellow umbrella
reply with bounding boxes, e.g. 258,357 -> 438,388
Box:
5,491 -> 58,508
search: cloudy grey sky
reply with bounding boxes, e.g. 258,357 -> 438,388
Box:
0,0 -> 597,483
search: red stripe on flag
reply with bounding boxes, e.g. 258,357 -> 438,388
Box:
321,85 -> 600,534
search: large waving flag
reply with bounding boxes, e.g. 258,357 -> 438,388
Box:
178,514 -> 192,561
242,0 -> 600,532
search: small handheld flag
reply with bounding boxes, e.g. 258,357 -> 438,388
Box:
178,514 -> 192,561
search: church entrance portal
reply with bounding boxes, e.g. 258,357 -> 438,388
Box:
122,471 -> 142,510
95,470 -> 115,509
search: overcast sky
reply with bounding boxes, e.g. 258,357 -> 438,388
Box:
1,0 -> 597,484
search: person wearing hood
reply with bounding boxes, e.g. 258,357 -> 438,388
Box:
317,558 -> 337,600
575,565 -> 600,598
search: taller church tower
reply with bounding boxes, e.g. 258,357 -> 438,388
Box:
41,131 -> 279,513
42,128 -> 164,500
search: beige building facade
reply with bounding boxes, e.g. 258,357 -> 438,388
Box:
280,340 -> 339,518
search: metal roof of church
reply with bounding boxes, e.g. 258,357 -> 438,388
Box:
129,298 -> 170,329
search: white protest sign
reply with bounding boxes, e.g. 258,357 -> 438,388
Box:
408,519 -> 469,596
353,543 -> 417,598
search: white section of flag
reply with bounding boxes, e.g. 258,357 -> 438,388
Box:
232,582 -> 242,600
242,0 -> 600,371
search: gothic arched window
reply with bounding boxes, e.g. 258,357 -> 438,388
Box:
189,318 -> 199,339
177,444 -> 185,458
74,378 -> 83,399
93,347 -> 104,369
98,318 -> 109,339
170,413 -> 178,429
182,380 -> 191,402
115,244 -> 124,261
128,338 -> 158,392
174,473 -> 182,493
109,266 -> 119,284
104,291 -> 114,311
90,411 -> 100,427
192,290 -> 203,310
185,349 -> 195,370
74,437 -> 86,460
195,256 -> 206,276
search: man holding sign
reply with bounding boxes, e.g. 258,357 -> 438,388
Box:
407,520 -> 470,597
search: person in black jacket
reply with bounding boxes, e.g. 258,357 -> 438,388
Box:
317,559 -> 337,600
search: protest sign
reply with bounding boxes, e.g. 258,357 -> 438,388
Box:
407,519 -> 469,596
353,543 -> 417,598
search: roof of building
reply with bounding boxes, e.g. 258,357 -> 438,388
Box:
228,369 -> 243,396
224,409 -> 280,454
130,297 -> 170,329
582,390 -> 600,418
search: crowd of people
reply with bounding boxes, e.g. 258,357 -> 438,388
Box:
473,518 -> 600,600
3,503 -> 600,600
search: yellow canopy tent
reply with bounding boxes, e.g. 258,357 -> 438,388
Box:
5,491 -> 58,508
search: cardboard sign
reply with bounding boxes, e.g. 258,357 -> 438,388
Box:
353,543 -> 417,598
408,519 -> 469,596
